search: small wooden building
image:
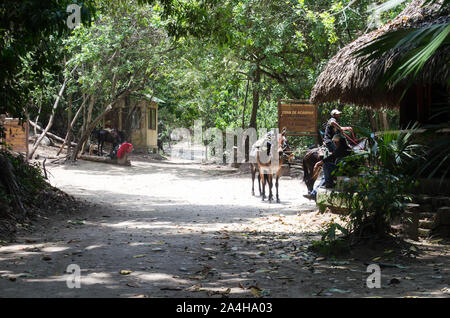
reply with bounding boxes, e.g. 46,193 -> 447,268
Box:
310,0 -> 449,128
104,94 -> 164,152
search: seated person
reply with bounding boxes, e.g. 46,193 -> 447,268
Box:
304,134 -> 351,200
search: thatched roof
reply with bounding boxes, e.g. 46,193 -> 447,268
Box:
310,0 -> 449,109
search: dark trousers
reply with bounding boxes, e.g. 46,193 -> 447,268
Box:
323,161 -> 337,186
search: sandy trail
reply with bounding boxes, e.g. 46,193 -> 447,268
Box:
0,157 -> 449,298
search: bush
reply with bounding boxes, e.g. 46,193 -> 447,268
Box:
318,124 -> 423,244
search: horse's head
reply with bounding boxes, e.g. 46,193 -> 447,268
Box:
351,137 -> 368,151
281,143 -> 294,164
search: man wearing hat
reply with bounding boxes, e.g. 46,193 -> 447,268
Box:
323,109 -> 352,152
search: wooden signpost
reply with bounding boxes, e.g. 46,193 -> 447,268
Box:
278,99 -> 318,144
1,117 -> 29,159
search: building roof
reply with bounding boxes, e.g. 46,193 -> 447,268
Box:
310,0 -> 449,109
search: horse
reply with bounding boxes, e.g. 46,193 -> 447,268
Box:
302,135 -> 368,193
254,139 -> 294,203
91,128 -> 126,156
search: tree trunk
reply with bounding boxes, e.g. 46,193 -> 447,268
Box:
33,94 -> 42,138
249,66 -> 260,130
70,90 -> 129,161
57,96 -> 86,156
242,78 -> 250,129
81,94 -> 95,154
28,76 -> 69,159
245,67 -> 260,162
381,111 -> 389,131
366,109 -> 379,133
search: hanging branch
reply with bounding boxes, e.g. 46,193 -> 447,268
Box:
28,64 -> 78,159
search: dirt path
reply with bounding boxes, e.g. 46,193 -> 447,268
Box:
0,156 -> 449,298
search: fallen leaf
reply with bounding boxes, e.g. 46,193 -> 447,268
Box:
186,284 -> 202,292
208,288 -> 231,297
250,287 -> 261,297
133,254 -> 146,258
120,270 -> 132,275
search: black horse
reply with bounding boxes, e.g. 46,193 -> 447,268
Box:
91,128 -> 126,156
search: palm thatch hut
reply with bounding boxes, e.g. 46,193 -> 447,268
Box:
310,0 -> 449,128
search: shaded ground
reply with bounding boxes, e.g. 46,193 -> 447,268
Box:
0,152 -> 449,298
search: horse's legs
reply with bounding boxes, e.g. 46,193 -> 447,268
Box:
268,174 -> 273,202
260,173 -> 266,201
258,173 -> 261,196
251,165 -> 255,196
275,174 -> 280,203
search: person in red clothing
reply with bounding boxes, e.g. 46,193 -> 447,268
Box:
116,142 -> 133,165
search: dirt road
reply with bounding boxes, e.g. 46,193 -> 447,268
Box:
0,156 -> 449,297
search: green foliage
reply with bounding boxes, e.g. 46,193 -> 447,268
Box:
0,0 -> 96,117
355,0 -> 449,100
332,167 -> 415,238
325,126 -> 424,239
3,152 -> 47,194
310,220 -> 349,256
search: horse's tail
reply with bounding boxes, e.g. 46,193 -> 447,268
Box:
302,150 -> 313,184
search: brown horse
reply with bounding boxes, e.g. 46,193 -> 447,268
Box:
302,146 -> 325,193
255,142 -> 294,203
302,137 -> 368,193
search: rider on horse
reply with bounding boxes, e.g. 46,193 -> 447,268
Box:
303,134 -> 352,200
302,110 -> 353,201
323,109 -> 352,152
